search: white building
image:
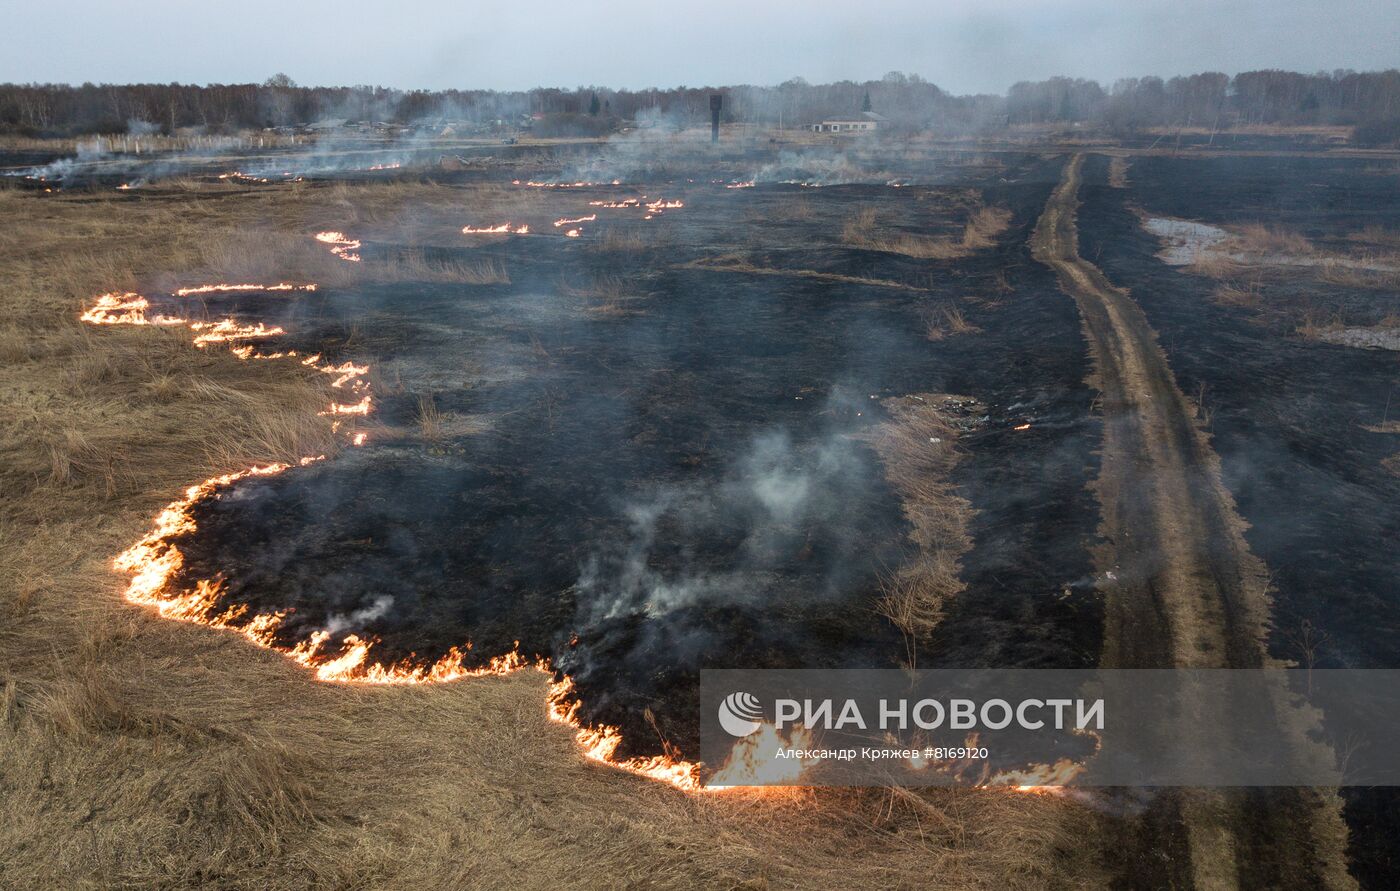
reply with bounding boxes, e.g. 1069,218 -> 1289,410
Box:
811,111 -> 886,133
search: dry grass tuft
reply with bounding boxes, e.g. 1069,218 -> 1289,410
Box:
1231,224 -> 1314,256
1213,281 -> 1263,309
858,395 -> 976,667
588,229 -> 661,254
1295,311 -> 1346,340
923,303 -> 982,340
417,393 -> 444,441
843,203 -> 1012,259
1315,258 -> 1400,289
1346,224 -> 1400,250
1383,452 -> 1400,477
1108,157 -> 1130,188
1185,251 -> 1241,278
560,274 -> 646,316
960,206 -> 1015,249
373,250 -> 510,285
746,197 -> 816,223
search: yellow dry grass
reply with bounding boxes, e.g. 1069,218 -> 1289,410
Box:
0,182 -> 1104,889
1230,223 -> 1314,256
587,229 -> 665,254
1178,222 -> 1400,325
416,393 -> 445,442
857,395 -> 976,668
843,204 -> 1013,260
1345,224 -> 1400,250
559,273 -> 647,316
1212,282 -> 1263,309
1107,157 -> 1130,189
923,304 -> 982,340
1185,251 -> 1242,278
1314,258 -> 1400,289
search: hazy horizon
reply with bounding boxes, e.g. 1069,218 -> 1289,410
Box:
1,0 -> 1396,96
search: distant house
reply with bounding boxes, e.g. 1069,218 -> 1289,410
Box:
811,111 -> 886,133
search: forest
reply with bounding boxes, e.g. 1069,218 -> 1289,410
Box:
2,68 -> 1399,142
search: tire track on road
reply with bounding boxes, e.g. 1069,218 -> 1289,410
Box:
1031,154 -> 1352,891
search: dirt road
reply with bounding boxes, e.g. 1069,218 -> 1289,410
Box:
1031,154 -> 1353,890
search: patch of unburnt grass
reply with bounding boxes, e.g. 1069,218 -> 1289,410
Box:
683,252 -> 927,291
842,203 -> 1012,260
922,303 -> 982,341
559,273 -> 647,316
858,394 -> 977,668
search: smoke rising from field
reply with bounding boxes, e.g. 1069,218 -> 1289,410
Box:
21,137 -> 108,180
573,424 -> 876,626
746,149 -> 907,186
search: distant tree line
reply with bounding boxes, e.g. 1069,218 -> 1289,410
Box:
2,69 -> 1398,143
1006,70 -> 1400,135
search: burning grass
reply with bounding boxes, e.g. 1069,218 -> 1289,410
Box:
0,178 -> 1106,889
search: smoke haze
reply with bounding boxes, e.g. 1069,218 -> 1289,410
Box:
1,1 -> 1395,95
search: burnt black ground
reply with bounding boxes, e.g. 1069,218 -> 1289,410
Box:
1077,152 -> 1400,889
157,152 -> 1104,762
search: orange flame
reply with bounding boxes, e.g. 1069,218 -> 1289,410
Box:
315,231 -> 362,262
174,283 -> 317,297
80,292 -> 185,326
517,180 -> 620,188
462,223 -> 529,235
80,265 -> 370,452
80,238 -> 742,797
190,319 -> 286,345
107,462 -> 708,791
546,676 -> 705,790
219,171 -> 272,184
553,214 -> 597,227
321,395 -> 372,416
708,723 -> 818,788
988,758 -> 1085,793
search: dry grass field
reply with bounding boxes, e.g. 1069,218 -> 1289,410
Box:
0,180 -> 1105,889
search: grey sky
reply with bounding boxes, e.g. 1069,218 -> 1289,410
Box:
1,0 -> 1396,94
